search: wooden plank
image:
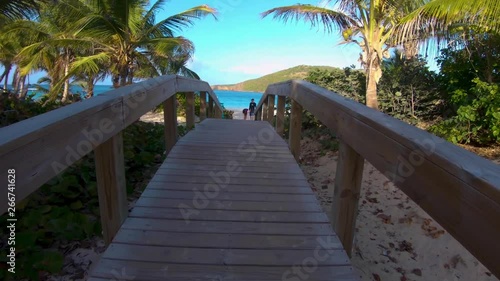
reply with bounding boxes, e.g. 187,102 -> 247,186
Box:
134,198 -> 322,212
130,207 -> 327,222
146,182 -> 313,194
140,190 -> 317,202
185,92 -> 195,129
101,244 -> 350,266
331,141 -> 365,257
161,157 -> 301,168
276,95 -> 286,136
94,133 -> 128,245
114,229 -> 339,248
121,218 -> 331,235
149,174 -> 310,186
289,98 -> 303,161
90,260 -> 359,281
163,95 -> 177,155
200,91 -> 207,121
154,169 -> 306,180
158,163 -> 303,174
267,94 -> 275,125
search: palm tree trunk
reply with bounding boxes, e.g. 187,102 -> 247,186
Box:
19,76 -> 27,99
61,52 -> 70,103
12,68 -> 19,93
1,64 -> 12,90
366,63 -> 379,110
86,76 -> 95,98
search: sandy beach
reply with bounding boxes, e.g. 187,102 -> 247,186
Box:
300,137 -> 499,281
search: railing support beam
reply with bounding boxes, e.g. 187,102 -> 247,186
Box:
262,98 -> 268,121
186,92 -> 195,129
276,96 -> 286,135
267,95 -> 275,125
163,95 -> 177,155
200,92 -> 207,121
208,96 -> 214,118
331,141 -> 364,257
289,99 -> 302,161
95,133 -> 128,245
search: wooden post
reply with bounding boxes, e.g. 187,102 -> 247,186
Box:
163,95 -> 177,155
200,92 -> 207,121
255,109 -> 261,121
186,92 -> 195,130
276,95 -> 286,136
267,95 -> 275,125
289,99 -> 302,161
215,106 -> 222,119
94,133 -> 128,245
331,141 -> 364,257
208,96 -> 214,118
262,99 -> 268,121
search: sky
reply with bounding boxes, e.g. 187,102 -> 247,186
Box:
5,0 -> 439,86
166,0 -> 360,85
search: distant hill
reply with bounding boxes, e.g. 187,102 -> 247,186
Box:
212,65 -> 338,92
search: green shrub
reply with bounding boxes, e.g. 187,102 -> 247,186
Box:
430,79 -> 500,145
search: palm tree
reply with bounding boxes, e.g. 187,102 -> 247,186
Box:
70,0 -> 216,88
400,0 -> 500,39
263,1 -> 408,109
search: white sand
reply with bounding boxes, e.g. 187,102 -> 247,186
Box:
300,138 -> 499,281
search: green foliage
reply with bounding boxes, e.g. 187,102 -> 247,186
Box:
430,79 -> 500,144
378,54 -> 442,124
0,97 -> 167,279
430,33 -> 500,145
306,66 -> 366,103
214,65 -> 339,92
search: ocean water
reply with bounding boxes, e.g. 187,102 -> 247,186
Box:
12,85 -> 265,112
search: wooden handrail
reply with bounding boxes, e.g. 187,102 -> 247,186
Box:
256,79 -> 500,278
0,75 -> 223,242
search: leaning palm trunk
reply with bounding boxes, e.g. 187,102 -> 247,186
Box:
366,61 -> 380,109
19,76 -> 27,99
61,50 -> 71,102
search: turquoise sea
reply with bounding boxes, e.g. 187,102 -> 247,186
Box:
13,85 -> 264,112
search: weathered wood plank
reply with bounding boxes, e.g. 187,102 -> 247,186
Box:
140,189 -> 317,202
200,91 -> 207,121
121,218 -> 331,235
114,229 -> 340,248
129,207 -> 327,222
148,174 -> 310,186
289,99 -> 303,161
331,141 -> 365,257
276,95 -> 286,136
185,92 -> 195,129
163,95 -> 177,155
90,260 -> 358,281
146,182 -> 313,194
134,198 -> 322,212
94,133 -> 128,245
267,94 -> 275,125
102,244 -> 350,265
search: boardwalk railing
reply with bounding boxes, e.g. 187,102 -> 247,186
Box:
255,79 -> 500,278
0,75 -> 223,243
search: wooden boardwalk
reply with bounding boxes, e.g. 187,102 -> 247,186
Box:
88,119 -> 359,281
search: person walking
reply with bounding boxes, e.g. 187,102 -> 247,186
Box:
248,98 -> 257,120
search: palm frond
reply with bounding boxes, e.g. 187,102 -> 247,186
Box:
0,0 -> 39,20
150,5 -> 217,36
261,4 -> 353,34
